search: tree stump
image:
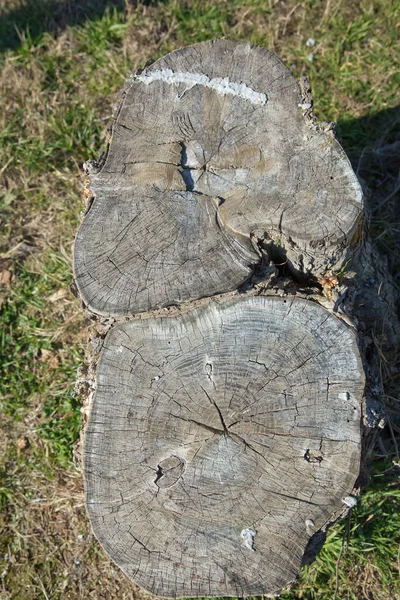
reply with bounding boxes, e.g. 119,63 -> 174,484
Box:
74,39 -> 362,317
74,40 -> 373,597
85,297 -> 364,597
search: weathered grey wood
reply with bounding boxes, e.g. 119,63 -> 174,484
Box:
84,296 -> 364,598
74,40 -> 363,317
73,40 -> 376,598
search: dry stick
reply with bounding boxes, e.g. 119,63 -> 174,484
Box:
334,509 -> 352,600
282,3 -> 300,36
37,575 -> 50,600
375,173 -> 400,208
387,418 -> 400,462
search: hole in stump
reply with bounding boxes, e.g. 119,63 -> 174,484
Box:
154,465 -> 163,485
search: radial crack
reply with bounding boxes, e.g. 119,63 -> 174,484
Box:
200,385 -> 229,434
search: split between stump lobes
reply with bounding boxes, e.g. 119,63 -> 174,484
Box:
75,40 -> 366,598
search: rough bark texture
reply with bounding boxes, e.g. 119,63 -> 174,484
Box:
84,296 -> 364,598
73,39 -> 363,318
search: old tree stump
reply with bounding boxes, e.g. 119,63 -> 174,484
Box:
73,41 -> 398,597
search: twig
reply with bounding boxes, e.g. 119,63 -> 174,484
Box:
321,0 -> 343,24
334,509 -> 352,600
387,418 -> 400,462
0,240 -> 28,259
36,575 -> 50,600
375,173 -> 400,208
0,156 -> 13,175
322,0 -> 332,21
356,146 -> 367,176
282,4 -> 300,36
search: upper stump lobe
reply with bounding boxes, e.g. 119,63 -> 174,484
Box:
74,39 -> 363,316
84,296 -> 365,598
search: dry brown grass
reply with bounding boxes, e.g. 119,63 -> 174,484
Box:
0,466 -> 158,599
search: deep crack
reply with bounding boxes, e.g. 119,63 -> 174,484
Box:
180,141 -> 195,191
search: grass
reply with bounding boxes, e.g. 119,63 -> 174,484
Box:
0,1 -> 399,599
280,460 -> 400,600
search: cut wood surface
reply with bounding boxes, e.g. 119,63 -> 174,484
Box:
73,39 -> 363,317
75,40 -> 370,599
84,296 -> 364,598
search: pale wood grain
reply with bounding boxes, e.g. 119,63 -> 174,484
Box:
75,40 -> 369,598
74,40 -> 363,318
84,296 -> 364,598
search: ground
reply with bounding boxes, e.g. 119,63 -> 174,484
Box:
0,1 -> 399,599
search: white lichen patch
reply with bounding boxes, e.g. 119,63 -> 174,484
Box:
305,518 -> 315,528
342,495 -> 358,508
305,519 -> 315,535
298,102 -> 312,110
240,528 -> 256,551
135,69 -> 267,106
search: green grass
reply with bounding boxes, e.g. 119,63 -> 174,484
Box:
280,460 -> 400,599
0,256 -> 83,466
0,1 -> 399,598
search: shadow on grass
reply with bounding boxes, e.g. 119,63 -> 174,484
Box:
0,0 -> 165,53
336,106 -> 400,282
